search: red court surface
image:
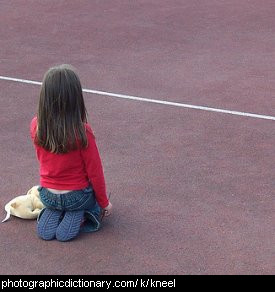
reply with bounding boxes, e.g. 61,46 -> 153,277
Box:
0,1 -> 274,275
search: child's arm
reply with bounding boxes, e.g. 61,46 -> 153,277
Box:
30,116 -> 37,141
81,125 -> 110,209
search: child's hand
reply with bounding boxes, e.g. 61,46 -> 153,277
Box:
103,202 -> 112,217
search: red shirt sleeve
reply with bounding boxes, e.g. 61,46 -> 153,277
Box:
81,124 -> 109,209
30,116 -> 37,141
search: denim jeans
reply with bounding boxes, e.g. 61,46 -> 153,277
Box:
38,186 -> 102,232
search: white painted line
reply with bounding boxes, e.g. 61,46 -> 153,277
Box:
0,75 -> 275,121
0,76 -> 42,86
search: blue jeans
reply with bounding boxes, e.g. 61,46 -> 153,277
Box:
38,186 -> 102,233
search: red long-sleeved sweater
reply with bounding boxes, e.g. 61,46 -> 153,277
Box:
30,117 -> 109,208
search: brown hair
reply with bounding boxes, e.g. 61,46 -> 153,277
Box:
36,64 -> 88,154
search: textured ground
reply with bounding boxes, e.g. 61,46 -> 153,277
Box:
0,0 -> 274,275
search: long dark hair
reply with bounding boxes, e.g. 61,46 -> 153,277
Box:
36,64 -> 88,154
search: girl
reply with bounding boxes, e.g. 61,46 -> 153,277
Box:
30,64 -> 112,242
